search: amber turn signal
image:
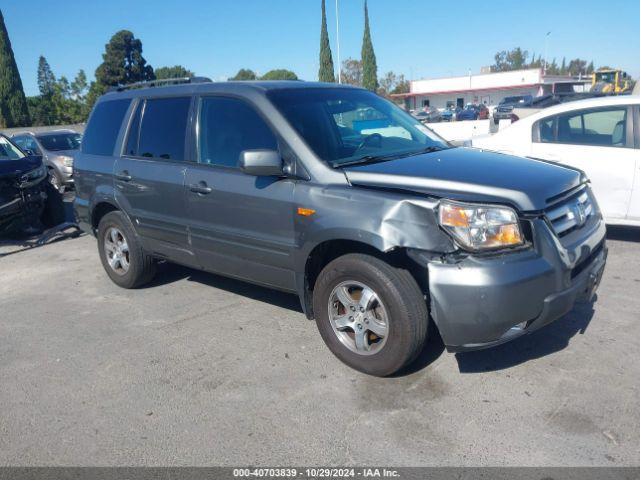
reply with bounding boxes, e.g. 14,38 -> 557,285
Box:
297,207 -> 316,217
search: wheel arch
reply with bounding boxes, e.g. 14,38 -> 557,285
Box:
299,238 -> 428,320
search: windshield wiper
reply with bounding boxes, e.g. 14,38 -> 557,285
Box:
332,154 -> 400,168
332,145 -> 450,168
403,145 -> 449,157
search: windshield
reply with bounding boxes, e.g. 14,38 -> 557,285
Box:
267,88 -> 449,167
37,133 -> 82,151
0,136 -> 25,160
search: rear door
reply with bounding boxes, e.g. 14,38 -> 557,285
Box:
530,105 -> 637,223
184,95 -> 297,291
114,95 -> 196,266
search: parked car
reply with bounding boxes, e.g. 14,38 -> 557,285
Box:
493,95 -> 533,123
441,106 -> 460,122
75,79 -> 607,376
456,104 -> 480,121
413,107 -> 441,124
11,130 -> 82,192
477,103 -> 490,120
472,95 -> 640,227
0,135 -> 49,235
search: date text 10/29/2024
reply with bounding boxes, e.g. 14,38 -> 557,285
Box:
233,468 -> 400,478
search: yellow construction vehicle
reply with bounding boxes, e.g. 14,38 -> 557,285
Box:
591,69 -> 632,94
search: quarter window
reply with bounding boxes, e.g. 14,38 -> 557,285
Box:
198,97 -> 277,167
137,97 -> 191,160
82,99 -> 131,156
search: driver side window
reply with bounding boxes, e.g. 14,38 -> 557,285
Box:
198,97 -> 278,168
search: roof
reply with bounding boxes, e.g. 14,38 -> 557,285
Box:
523,94 -> 640,121
100,80 -> 360,101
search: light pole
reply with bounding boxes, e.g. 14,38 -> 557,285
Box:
335,0 -> 341,83
543,31 -> 551,75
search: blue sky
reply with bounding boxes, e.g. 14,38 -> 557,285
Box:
3,0 -> 639,97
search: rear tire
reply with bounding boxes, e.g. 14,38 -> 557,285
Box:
97,211 -> 156,289
313,253 -> 429,376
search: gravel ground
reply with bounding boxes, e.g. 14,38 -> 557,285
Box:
0,225 -> 638,466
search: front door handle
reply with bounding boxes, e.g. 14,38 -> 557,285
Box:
115,171 -> 132,182
189,182 -> 212,194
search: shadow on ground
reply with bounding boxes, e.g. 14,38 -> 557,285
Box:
149,262 -> 303,313
607,225 -> 639,242
454,299 -> 596,373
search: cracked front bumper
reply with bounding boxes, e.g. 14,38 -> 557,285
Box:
416,214 -> 607,351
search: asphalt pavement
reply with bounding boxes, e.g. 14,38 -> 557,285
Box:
1,225 -> 639,466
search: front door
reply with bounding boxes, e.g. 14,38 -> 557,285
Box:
530,105 -> 637,223
114,96 -> 195,265
185,96 -> 297,291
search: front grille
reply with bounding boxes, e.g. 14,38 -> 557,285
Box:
545,188 -> 594,237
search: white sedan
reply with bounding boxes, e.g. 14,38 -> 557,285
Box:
471,96 -> 640,227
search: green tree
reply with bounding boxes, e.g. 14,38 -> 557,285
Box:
560,57 -> 567,75
493,47 -> 529,72
378,71 -> 410,96
318,0 -> 335,83
391,74 -> 410,94
567,58 -> 588,76
361,0 -> 378,91
260,69 -> 298,80
36,56 -> 56,125
586,61 -> 595,75
154,65 -> 194,80
37,56 -> 56,95
230,68 -> 257,80
0,9 -> 30,127
340,58 -> 362,86
87,30 -> 154,111
95,30 -> 154,88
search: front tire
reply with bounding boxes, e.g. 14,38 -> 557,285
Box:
97,211 -> 156,289
313,254 -> 429,376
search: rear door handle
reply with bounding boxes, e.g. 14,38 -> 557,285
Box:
189,182 -> 212,194
115,171 -> 132,182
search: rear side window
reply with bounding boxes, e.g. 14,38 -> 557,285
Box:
82,99 -> 131,156
198,97 -> 277,167
137,97 -> 191,160
535,107 -> 629,147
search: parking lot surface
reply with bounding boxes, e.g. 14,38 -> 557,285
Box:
1,228 -> 639,466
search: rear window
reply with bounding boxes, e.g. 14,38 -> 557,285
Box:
82,99 -> 131,156
37,133 -> 82,151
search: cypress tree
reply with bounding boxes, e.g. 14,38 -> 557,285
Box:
36,56 -> 57,125
361,0 -> 378,92
318,0 -> 335,83
0,9 -> 30,127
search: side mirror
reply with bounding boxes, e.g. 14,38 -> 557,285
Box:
239,149 -> 283,177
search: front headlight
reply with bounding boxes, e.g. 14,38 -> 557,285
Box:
438,200 -> 523,251
60,156 -> 73,167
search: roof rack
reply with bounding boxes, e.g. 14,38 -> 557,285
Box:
108,76 -> 212,92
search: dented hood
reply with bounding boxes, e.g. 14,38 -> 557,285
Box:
343,147 -> 583,211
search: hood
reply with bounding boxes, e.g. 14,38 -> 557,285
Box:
343,147 -> 583,211
0,155 -> 43,180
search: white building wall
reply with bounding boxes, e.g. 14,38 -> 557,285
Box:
407,68 -> 545,111
412,86 -> 540,110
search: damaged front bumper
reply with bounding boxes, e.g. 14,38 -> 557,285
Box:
0,171 -> 48,234
410,212 -> 607,352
